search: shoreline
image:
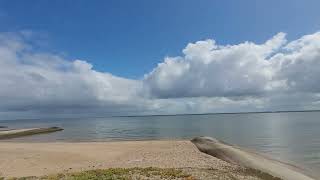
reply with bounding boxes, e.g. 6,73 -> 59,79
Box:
2,138 -> 318,178
192,137 -> 316,180
0,140 -> 316,180
0,129 -> 316,179
0,140 -> 283,179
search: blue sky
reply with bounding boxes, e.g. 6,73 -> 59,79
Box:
1,0 -> 320,119
1,0 -> 320,78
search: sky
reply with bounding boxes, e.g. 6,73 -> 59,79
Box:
1,0 -> 320,119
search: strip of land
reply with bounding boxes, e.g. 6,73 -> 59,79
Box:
0,140 -> 281,180
0,127 -> 63,139
192,137 -> 316,180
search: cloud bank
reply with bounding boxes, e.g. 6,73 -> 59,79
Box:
144,32 -> 320,98
1,31 -> 320,119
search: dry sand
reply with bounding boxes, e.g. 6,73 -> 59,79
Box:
0,141 -> 230,177
0,140 -> 275,179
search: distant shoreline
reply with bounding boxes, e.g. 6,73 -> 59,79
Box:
113,109 -> 320,118
1,109 -> 320,122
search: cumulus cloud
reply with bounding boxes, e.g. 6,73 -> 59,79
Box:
0,32 -> 143,115
143,32 -> 320,99
1,31 -> 320,119
272,32 -> 320,93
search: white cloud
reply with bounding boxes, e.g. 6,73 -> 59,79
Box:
143,32 -> 320,100
0,32 -> 143,115
271,32 -> 320,93
143,32 -> 288,98
1,31 -> 320,119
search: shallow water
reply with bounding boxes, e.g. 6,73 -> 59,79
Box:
1,111 -> 320,177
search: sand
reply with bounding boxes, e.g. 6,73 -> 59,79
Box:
0,140 -> 278,179
0,141 -> 229,177
0,129 -> 316,179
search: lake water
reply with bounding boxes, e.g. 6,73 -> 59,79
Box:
1,111 -> 320,177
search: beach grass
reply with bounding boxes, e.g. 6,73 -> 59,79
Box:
0,167 -> 284,180
237,168 -> 282,180
2,167 -> 193,180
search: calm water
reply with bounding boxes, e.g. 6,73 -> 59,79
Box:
1,111 -> 320,176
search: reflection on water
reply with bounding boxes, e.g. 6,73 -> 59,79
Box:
1,111 -> 320,176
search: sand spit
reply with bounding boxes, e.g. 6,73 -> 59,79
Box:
191,137 -> 316,180
0,127 -> 63,139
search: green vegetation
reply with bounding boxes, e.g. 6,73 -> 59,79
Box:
0,167 -> 284,180
238,168 -> 282,180
3,167 -> 193,180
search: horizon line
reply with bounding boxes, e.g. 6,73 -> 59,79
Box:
2,109 -> 320,122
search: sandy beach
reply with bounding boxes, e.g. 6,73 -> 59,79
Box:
0,140 -> 281,179
0,128 -> 316,179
